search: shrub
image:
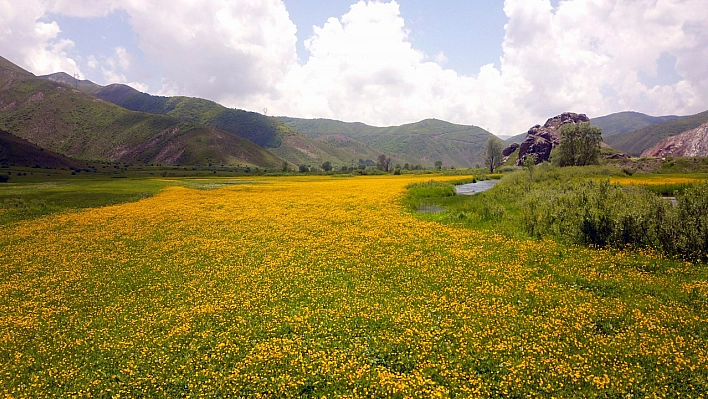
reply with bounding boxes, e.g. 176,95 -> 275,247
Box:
0,175 -> 8,183
522,178 -> 708,261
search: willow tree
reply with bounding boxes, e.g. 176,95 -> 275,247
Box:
484,136 -> 504,173
558,122 -> 603,167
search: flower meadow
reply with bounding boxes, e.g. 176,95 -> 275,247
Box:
1,176 -> 707,398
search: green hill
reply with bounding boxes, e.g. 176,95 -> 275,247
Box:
0,128 -> 84,169
592,111 -> 679,138
279,117 -> 494,167
93,84 -> 360,166
504,133 -> 527,145
41,72 -> 103,94
0,56 -> 282,167
604,110 -> 708,156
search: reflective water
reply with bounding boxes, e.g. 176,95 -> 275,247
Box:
455,179 -> 499,195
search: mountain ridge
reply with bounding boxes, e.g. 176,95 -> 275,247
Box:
604,110 -> 708,156
279,117 -> 494,167
0,55 -> 283,167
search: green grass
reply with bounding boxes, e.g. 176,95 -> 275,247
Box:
0,178 -> 173,224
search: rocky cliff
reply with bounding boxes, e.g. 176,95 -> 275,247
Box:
641,122 -> 708,158
509,112 -> 590,166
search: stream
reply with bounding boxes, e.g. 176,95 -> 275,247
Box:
455,179 -> 499,195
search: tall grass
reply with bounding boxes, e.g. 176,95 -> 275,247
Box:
407,165 -> 708,261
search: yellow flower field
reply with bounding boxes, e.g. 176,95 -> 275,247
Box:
609,174 -> 708,186
1,175 -> 707,398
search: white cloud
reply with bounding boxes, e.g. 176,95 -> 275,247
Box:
268,1 -> 534,135
268,0 -> 708,135
120,0 -> 298,103
98,46 -> 148,90
498,0 -> 708,126
0,0 -> 81,76
86,54 -> 98,69
434,51 -> 449,66
2,0 -> 707,136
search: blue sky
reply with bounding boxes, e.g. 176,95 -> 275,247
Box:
2,0 -> 706,136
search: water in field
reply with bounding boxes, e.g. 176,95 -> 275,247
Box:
455,179 -> 498,195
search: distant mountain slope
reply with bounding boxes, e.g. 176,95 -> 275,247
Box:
641,122 -> 708,158
0,57 -> 32,76
0,56 -> 282,167
604,110 -> 708,156
504,133 -> 527,145
592,111 -> 679,137
94,84 -> 355,166
0,128 -> 84,169
41,72 -> 102,94
95,84 -> 289,148
279,117 -> 494,167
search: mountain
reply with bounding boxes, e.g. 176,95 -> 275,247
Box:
604,110 -> 708,156
0,128 -> 84,169
641,122 -> 708,158
592,111 -> 679,138
93,84 -> 361,166
504,133 -> 527,145
279,117 -> 494,167
0,55 -> 281,167
41,72 -> 102,94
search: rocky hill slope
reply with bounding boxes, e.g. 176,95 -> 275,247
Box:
0,56 -> 282,167
604,110 -> 708,156
641,122 -> 708,158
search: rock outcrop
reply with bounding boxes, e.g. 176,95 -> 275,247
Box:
500,142 -> 519,164
502,143 -> 519,157
640,122 -> 708,158
515,112 -> 590,165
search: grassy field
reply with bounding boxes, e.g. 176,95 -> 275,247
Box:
1,175 -> 707,397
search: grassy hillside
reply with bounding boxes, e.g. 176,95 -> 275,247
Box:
0,128 -> 84,169
0,56 -> 282,167
592,111 -> 679,138
95,85 -> 287,148
605,110 -> 708,156
94,84 -> 357,166
41,72 -> 103,94
280,117 -> 494,167
504,132 -> 527,145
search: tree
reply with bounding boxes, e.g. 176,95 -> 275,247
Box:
558,122 -> 602,167
522,154 -> 536,180
434,160 -> 443,170
321,160 -> 332,172
298,164 -> 309,173
281,161 -> 289,172
484,136 -> 504,173
377,154 -> 391,172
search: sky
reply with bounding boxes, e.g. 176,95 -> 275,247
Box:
1,0 -> 707,136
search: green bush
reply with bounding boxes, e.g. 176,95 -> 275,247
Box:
522,179 -> 708,261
